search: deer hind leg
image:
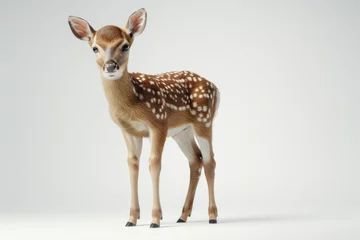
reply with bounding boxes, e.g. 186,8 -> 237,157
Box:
122,131 -> 143,227
173,127 -> 202,223
193,125 -> 218,224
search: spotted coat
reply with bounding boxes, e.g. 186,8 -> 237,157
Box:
129,70 -> 219,127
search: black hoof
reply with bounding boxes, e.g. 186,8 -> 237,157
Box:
161,216 -> 163,220
177,218 -> 186,223
125,222 -> 136,227
188,214 -> 191,217
209,219 -> 217,224
150,223 -> 160,228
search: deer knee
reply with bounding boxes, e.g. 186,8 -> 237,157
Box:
189,159 -> 202,179
190,166 -> 202,179
127,155 -> 139,171
203,159 -> 216,176
149,156 -> 161,173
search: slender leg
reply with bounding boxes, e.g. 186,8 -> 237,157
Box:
122,131 -> 143,226
194,125 -> 218,224
173,127 -> 202,223
148,128 -> 167,228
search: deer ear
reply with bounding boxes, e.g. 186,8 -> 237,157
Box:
126,8 -> 147,37
68,16 -> 95,41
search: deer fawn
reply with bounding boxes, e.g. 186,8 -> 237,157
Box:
68,8 -> 219,228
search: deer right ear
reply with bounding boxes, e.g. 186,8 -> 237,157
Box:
68,16 -> 95,41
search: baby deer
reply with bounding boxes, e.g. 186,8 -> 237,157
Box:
68,8 -> 219,228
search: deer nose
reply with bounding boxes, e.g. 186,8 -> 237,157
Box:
103,60 -> 119,73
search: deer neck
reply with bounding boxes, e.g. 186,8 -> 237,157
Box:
101,70 -> 136,114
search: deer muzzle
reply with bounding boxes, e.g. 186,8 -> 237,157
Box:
103,60 -> 119,73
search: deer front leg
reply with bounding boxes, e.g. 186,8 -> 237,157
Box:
122,131 -> 143,227
148,128 -> 167,228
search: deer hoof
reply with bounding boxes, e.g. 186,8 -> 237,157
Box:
125,222 -> 136,227
150,223 -> 160,228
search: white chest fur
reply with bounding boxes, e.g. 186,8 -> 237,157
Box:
132,121 -> 149,133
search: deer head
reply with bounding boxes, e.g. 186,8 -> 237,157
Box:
68,8 -> 147,80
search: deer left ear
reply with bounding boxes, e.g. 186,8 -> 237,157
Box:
68,16 -> 95,41
126,8 -> 147,37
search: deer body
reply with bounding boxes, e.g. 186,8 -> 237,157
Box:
69,9 -> 219,228
104,71 -> 219,137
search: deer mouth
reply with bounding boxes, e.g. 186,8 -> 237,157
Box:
102,70 -> 123,80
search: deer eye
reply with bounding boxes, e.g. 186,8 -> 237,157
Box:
92,47 -> 98,53
122,44 -> 130,52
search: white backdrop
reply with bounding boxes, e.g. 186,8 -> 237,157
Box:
0,0 -> 359,233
